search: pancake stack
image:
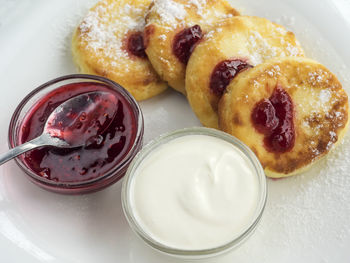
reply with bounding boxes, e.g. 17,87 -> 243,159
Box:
72,0 -> 349,178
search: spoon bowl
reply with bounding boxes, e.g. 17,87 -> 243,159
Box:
45,91 -> 118,147
0,91 -> 118,165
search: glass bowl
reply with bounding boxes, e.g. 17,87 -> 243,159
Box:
8,74 -> 144,194
122,127 -> 267,259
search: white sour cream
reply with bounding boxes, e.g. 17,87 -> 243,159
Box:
129,134 -> 260,250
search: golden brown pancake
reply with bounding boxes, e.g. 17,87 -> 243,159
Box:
186,16 -> 304,128
219,57 -> 349,178
144,0 -> 239,94
72,0 -> 167,101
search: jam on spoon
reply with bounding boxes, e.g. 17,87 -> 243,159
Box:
0,91 -> 117,166
45,91 -> 118,146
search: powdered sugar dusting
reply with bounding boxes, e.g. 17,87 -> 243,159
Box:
158,34 -> 167,41
148,0 -> 236,29
121,4 -> 147,31
286,41 -> 302,56
247,31 -> 278,65
205,27 -> 223,39
247,30 -> 302,65
79,0 -> 148,63
319,89 -> 331,103
187,0 -> 207,14
148,0 -> 186,26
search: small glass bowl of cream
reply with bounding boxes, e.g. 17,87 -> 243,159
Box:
122,127 -> 267,258
8,74 -> 144,194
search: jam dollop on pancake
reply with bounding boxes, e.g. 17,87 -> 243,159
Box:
210,59 -> 253,96
186,16 -> 305,129
144,0 -> 239,94
127,32 -> 147,58
72,0 -> 167,101
219,57 -> 349,178
251,85 -> 295,153
173,25 -> 203,65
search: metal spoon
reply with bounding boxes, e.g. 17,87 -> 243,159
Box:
0,91 -> 118,166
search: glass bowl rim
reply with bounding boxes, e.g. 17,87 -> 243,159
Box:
8,73 -> 144,188
122,127 -> 267,258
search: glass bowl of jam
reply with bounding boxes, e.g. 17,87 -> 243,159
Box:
8,74 -> 144,194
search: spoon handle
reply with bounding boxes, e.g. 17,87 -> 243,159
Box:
0,135 -> 52,166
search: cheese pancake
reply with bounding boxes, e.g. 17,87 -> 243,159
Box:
219,57 -> 349,178
72,0 -> 167,101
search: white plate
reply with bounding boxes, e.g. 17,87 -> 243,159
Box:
0,0 -> 349,262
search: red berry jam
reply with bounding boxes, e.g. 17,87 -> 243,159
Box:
173,25 -> 203,64
127,32 -> 147,58
251,86 -> 295,153
18,82 -> 138,183
45,91 -> 118,146
210,59 -> 252,96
